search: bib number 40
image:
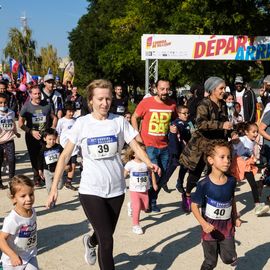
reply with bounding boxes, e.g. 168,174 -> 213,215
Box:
214,208 -> 225,216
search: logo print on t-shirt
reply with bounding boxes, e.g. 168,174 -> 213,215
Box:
148,110 -> 172,136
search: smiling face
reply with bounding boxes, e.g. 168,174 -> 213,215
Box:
211,82 -> 226,100
44,134 -> 57,148
12,184 -> 35,213
30,87 -> 41,105
90,88 -> 112,117
156,80 -> 170,101
245,124 -> 258,141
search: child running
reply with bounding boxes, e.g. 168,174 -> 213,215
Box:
0,93 -> 21,189
124,143 -> 158,234
230,122 -> 270,216
38,128 -> 64,196
0,175 -> 39,270
191,140 -> 241,270
56,101 -> 78,191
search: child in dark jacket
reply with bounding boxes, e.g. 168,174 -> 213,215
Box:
162,105 -> 191,205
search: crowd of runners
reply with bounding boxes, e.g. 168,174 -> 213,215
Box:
0,74 -> 270,269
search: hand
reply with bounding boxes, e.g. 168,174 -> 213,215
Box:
15,133 -> 21,138
39,170 -> 45,180
31,130 -> 41,140
46,189 -> 58,209
10,254 -> 22,266
235,218 -> 242,227
153,183 -> 159,191
148,163 -> 161,176
223,121 -> 233,130
170,125 -> 177,133
202,222 -> 215,234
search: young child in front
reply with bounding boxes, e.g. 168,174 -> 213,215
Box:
0,175 -> 39,270
230,122 -> 270,216
0,93 -> 21,189
163,105 -> 191,209
56,101 -> 78,191
38,128 -> 64,196
124,144 -> 158,235
191,140 -> 241,270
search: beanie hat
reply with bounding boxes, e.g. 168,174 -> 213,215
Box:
204,77 -> 225,93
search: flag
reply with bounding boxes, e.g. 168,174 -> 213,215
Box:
63,61 -> 74,85
47,67 -> 52,74
26,71 -> 33,84
9,58 -> 19,73
18,63 -> 27,84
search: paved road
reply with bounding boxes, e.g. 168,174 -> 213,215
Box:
1,130 -> 270,270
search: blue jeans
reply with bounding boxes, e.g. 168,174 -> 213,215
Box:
146,146 -> 169,205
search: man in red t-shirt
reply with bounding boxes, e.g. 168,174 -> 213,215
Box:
131,79 -> 177,212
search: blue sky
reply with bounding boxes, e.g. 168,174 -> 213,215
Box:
0,0 -> 89,60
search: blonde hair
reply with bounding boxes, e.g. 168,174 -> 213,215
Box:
9,175 -> 34,198
86,79 -> 113,109
123,142 -> 145,164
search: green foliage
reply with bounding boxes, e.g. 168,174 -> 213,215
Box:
69,0 -> 270,88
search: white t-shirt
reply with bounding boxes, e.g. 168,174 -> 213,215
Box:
232,135 -> 255,159
56,117 -> 78,156
235,90 -> 245,117
125,160 -> 150,192
68,113 -> 138,198
1,209 -> 37,266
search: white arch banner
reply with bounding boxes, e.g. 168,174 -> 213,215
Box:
141,34 -> 270,61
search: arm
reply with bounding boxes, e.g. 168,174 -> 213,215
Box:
51,113 -> 58,129
259,122 -> 270,141
129,139 -> 160,175
191,202 -> 215,233
124,169 -> 129,178
232,198 -> 241,227
46,140 -> 75,208
18,115 -> 41,140
131,112 -> 143,143
150,170 -> 158,191
57,110 -> 63,119
0,232 -> 22,266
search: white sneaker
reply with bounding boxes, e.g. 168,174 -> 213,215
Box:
255,203 -> 270,216
82,234 -> 96,265
132,225 -> 143,235
127,202 -> 132,217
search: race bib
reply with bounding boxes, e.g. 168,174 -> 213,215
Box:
32,114 -> 46,125
16,224 -> 37,250
44,149 -> 60,165
130,172 -> 149,189
87,135 -> 118,159
205,197 -> 232,220
0,120 -> 14,131
116,105 -> 125,113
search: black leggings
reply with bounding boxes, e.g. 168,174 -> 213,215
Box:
0,140 -> 15,179
186,156 -> 206,194
244,171 -> 260,203
79,193 -> 125,270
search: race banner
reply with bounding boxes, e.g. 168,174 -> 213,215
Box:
141,34 -> 270,61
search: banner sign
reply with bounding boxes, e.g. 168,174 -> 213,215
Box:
141,34 -> 270,61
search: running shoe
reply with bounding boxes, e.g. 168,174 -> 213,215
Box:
82,235 -> 96,265
65,182 -> 78,191
132,225 -> 143,235
127,202 -> 132,217
0,182 -> 8,190
176,185 -> 185,193
254,203 -> 270,216
181,193 -> 188,212
162,184 -> 171,193
186,196 -> 192,213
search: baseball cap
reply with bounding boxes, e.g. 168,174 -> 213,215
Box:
263,75 -> 270,84
44,74 -> 54,82
234,76 -> 244,84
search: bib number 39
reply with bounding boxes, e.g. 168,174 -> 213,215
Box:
98,144 -> 109,153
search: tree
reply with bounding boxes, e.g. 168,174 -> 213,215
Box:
4,27 -> 37,72
69,0 -> 270,88
40,44 -> 59,75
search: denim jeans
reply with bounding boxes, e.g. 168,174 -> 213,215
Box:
146,146 -> 169,205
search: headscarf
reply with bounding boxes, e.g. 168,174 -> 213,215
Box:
204,76 -> 225,93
